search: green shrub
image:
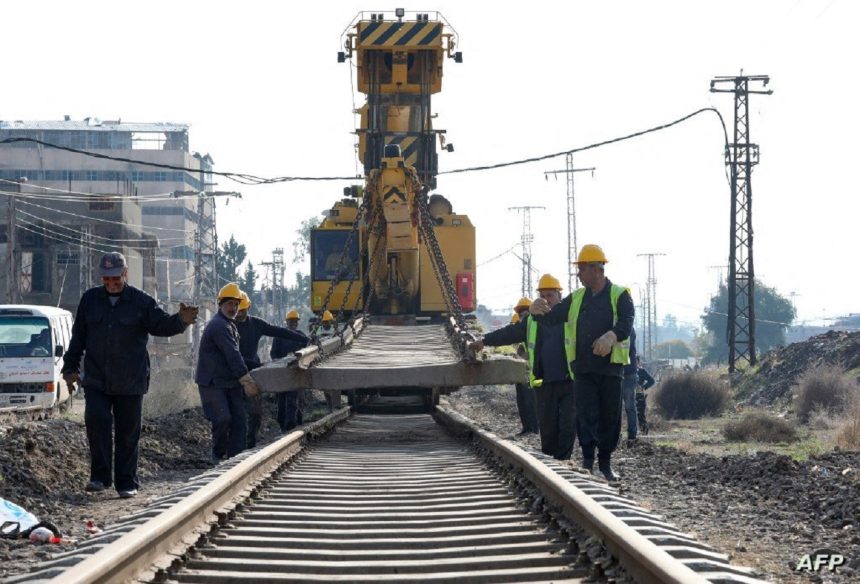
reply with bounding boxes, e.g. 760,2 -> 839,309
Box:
794,364 -> 860,423
723,413 -> 799,443
652,371 -> 730,419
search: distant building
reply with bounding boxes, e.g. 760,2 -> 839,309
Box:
0,117 -> 215,310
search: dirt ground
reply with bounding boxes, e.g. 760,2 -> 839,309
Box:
0,390 -> 332,580
443,385 -> 860,584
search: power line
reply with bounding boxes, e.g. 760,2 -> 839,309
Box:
508,206 -> 544,298
440,107 -> 730,176
15,214 -> 187,250
9,196 -> 189,233
0,138 -> 358,184
14,208 -> 186,243
1,107 -> 730,186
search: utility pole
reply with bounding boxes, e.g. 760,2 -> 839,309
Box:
183,181 -> 241,362
544,156 -> 595,292
637,253 -> 665,361
711,72 -> 772,372
508,206 -> 544,298
6,179 -> 22,303
260,248 -> 285,322
79,225 -> 93,297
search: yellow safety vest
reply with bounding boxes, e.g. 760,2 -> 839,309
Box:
525,315 -> 575,389
564,283 -> 631,367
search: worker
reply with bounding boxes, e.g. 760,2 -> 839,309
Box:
272,309 -> 309,432
62,252 -> 198,498
635,356 -> 656,434
622,328 -> 639,444
469,275 -> 575,460
235,292 -> 309,448
314,310 -> 341,411
529,244 -> 634,482
512,298 -> 539,435
195,283 -> 261,464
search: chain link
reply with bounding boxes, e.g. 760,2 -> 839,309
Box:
415,192 -> 467,330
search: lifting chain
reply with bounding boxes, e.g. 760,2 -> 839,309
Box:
311,196 -> 369,348
415,191 -> 468,332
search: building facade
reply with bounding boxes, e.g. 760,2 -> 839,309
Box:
0,117 -> 215,311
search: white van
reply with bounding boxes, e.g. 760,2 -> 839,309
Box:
0,305 -> 75,413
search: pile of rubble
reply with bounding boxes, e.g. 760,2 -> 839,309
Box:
739,330 -> 860,406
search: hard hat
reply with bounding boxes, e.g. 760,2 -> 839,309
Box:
536,274 -> 562,291
238,291 -> 252,311
510,313 -> 520,324
285,310 -> 300,321
217,282 -> 243,303
576,244 -> 608,264
514,297 -> 532,312
321,310 -> 334,323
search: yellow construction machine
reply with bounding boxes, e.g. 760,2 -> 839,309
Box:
310,10 -> 474,322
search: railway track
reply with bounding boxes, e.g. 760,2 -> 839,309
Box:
11,405 -> 769,584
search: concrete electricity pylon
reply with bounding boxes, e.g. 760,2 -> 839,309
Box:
508,206 -> 544,298
544,156 -> 595,292
637,253 -> 665,360
711,72 -> 772,372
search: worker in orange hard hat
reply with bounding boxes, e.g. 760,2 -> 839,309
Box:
530,244 -> 634,482
272,310 -> 309,432
470,275 -> 575,458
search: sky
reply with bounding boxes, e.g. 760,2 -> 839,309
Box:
3,0 -> 857,329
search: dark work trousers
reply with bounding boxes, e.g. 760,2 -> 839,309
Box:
534,380 -> 576,460
636,391 -> 648,430
622,373 -> 639,439
576,373 -> 623,462
84,387 -> 143,492
277,391 -> 302,432
198,385 -> 246,460
245,395 -> 263,448
515,383 -> 540,433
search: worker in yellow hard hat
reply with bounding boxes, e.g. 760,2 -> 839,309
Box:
195,282 -> 260,464
529,244 -> 634,482
510,313 -> 520,325
315,310 -> 340,411
510,296 -> 539,435
272,309 -> 310,433
234,291 -> 310,448
470,275 -> 575,453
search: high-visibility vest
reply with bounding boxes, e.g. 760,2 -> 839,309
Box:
525,316 -> 542,388
564,283 -> 631,367
525,315 -> 574,389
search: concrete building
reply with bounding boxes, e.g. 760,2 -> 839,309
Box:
0,117 -> 216,309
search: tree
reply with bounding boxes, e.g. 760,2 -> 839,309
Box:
241,262 -> 258,304
700,281 -> 796,364
292,217 -> 321,263
217,235 -> 247,284
653,340 -> 694,359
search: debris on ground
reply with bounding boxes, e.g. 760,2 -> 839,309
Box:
738,330 -> 860,406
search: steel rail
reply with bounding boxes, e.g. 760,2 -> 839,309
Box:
45,408 -> 351,584
434,406 -> 711,584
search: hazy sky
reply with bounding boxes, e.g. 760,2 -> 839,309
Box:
4,0 -> 857,328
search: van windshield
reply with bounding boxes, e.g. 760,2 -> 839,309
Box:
0,317 -> 52,358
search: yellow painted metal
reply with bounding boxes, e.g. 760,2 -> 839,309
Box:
419,214 -> 475,313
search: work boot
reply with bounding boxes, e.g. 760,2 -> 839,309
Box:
581,458 -> 595,474
85,480 -> 106,493
598,460 -> 619,482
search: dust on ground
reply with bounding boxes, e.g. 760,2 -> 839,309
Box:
444,384 -> 860,584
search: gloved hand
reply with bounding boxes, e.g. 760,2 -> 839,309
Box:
468,339 -> 484,352
63,372 -> 80,393
592,331 -> 618,357
179,303 -> 199,325
529,298 -> 550,316
239,373 -> 260,397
